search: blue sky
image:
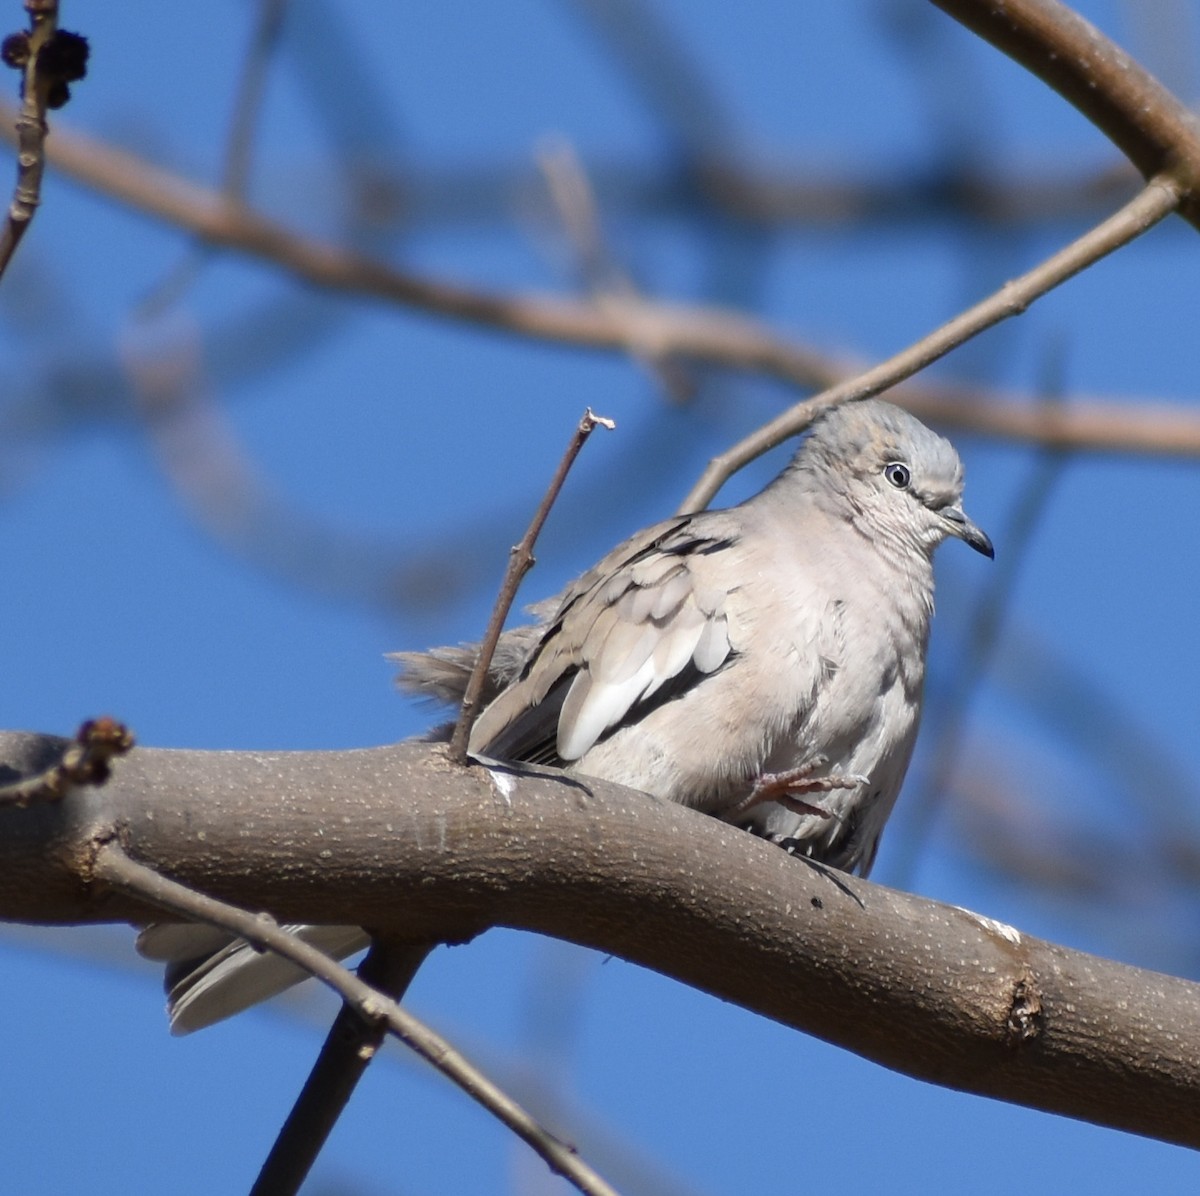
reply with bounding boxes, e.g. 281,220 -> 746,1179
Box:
2,1 -> 1200,1192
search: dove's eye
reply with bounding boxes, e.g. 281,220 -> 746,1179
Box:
884,462 -> 911,489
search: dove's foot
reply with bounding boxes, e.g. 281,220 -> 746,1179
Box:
730,766 -> 868,821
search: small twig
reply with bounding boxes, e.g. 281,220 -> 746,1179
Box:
94,844 -> 619,1196
251,939 -> 434,1196
0,3 -> 87,281
0,717 -> 133,808
449,407 -> 616,762
0,0 -> 58,280
678,173 -> 1181,511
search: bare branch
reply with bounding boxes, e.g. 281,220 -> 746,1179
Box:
537,136 -> 694,400
95,843 -> 620,1196
221,0 -> 287,204
896,379 -> 1071,887
7,106 -> 1200,464
3,732 -> 1199,1148
251,940 -> 435,1196
679,174 -> 1180,511
450,407 -> 615,762
137,0 -> 287,318
119,321 -> 449,616
0,102 -> 838,377
896,388 -> 1200,456
932,0 -> 1200,226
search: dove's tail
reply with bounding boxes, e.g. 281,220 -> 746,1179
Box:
137,923 -> 374,1035
389,617 -> 550,710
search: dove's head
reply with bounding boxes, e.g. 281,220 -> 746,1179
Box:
797,399 -> 993,560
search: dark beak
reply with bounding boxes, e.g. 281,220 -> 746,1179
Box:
942,505 -> 994,559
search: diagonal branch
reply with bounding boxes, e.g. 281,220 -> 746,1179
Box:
250,940 -> 435,1196
94,842 -> 620,1196
679,174 -> 1180,510
450,407 -> 615,762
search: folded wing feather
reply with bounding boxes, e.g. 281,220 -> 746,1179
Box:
470,516 -> 736,766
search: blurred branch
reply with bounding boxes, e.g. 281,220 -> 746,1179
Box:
0,102 -> 837,377
680,174 -> 1180,511
537,136 -> 694,400
119,319 -> 455,616
95,843 -> 619,1196
4,732 -> 1200,1149
894,360 -> 1071,887
537,138 -> 641,299
138,0 -> 287,318
4,105 -> 1199,463
947,753 -> 1144,898
222,0 -> 288,202
989,623 -> 1200,885
562,0 -> 738,157
185,152 -> 1142,231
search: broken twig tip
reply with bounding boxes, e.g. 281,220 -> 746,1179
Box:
582,408 -> 616,432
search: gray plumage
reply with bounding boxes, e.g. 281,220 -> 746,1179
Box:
140,398 -> 991,1032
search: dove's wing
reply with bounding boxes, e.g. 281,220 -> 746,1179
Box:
468,514 -> 736,767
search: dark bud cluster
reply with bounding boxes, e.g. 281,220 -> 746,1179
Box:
0,32 -> 29,70
39,30 -> 89,109
0,28 -> 88,109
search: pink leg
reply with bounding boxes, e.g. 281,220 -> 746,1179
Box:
730,766 -> 867,821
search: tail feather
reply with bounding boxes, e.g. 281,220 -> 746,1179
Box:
137,923 -> 371,1035
389,618 -> 549,710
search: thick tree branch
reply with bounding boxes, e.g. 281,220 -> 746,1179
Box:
2,730 -> 1198,1149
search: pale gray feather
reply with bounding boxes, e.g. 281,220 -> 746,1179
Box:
137,923 -> 371,1035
